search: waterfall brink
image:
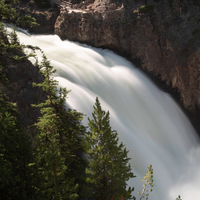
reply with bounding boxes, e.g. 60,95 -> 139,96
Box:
10,27 -> 200,200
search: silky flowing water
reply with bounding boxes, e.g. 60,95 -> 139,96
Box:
8,26 -> 200,200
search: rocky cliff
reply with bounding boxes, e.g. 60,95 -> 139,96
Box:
53,0 -> 200,113
16,0 -> 60,34
15,0 -> 200,133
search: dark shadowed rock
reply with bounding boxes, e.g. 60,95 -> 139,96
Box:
16,1 -> 60,34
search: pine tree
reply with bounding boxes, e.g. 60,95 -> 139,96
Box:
33,55 -> 87,200
85,97 -> 135,200
0,91 -> 42,200
138,165 -> 154,200
0,32 -> 42,199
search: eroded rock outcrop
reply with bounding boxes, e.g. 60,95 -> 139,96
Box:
16,1 -> 60,34
54,0 -> 200,112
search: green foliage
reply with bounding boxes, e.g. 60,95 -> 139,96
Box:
138,165 -> 154,200
0,0 -> 38,69
0,0 -> 18,22
0,28 -> 39,64
0,0 -> 38,27
0,1 -> 87,197
33,55 -> 87,199
9,27 -> 20,46
17,15 -> 38,28
138,5 -> 155,16
85,97 -> 135,200
0,1 -> 87,200
0,91 -> 42,200
0,25 -> 42,198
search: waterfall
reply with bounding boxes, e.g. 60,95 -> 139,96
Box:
8,26 -> 200,200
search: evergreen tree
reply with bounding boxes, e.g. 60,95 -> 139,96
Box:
85,97 -> 135,200
0,28 -> 42,199
0,91 -> 42,200
138,165 -> 154,200
0,1 -> 87,199
33,55 -> 88,200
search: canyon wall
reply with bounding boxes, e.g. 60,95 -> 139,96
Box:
14,0 -> 200,133
53,0 -> 200,112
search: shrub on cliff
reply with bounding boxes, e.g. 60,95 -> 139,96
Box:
0,0 -> 37,27
138,4 -> 155,16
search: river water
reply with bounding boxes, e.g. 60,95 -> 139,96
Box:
9,27 -> 200,200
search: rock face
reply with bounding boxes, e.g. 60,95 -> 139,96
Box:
16,1 -> 60,34
54,0 -> 200,111
28,8 -> 60,34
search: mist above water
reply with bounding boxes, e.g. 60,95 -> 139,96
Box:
10,27 -> 200,200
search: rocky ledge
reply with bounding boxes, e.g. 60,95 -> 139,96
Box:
54,0 -> 200,113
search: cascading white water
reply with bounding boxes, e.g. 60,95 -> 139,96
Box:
8,26 -> 200,200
